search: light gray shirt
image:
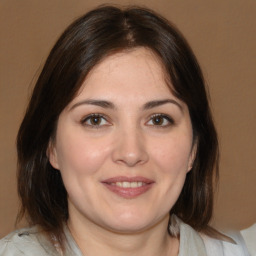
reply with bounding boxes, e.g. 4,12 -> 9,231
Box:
241,223 -> 256,256
0,216 -> 250,255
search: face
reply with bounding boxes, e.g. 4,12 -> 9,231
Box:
49,48 -> 196,233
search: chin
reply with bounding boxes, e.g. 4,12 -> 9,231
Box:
106,222 -> 151,234
101,212 -> 165,234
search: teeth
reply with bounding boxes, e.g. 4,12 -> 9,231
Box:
116,182 -> 122,187
131,182 -> 137,188
112,181 -> 145,188
123,182 -> 130,188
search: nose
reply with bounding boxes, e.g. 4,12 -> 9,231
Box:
111,127 -> 149,167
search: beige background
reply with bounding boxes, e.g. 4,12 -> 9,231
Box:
0,0 -> 255,238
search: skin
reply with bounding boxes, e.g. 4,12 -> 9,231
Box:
49,47 -> 196,256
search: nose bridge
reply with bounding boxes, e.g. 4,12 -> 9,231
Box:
112,121 -> 148,167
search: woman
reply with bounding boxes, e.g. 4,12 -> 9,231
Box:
0,5 -> 249,255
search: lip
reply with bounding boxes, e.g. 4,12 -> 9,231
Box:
101,176 -> 155,199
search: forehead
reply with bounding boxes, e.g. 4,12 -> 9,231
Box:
74,47 -> 175,102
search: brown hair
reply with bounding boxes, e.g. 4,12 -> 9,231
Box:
17,5 -> 218,245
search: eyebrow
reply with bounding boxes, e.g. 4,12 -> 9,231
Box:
69,98 -> 182,111
142,99 -> 183,111
70,99 -> 116,111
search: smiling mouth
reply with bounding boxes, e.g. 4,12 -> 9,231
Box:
101,176 -> 154,199
110,181 -> 146,188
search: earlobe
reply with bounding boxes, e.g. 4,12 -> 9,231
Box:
187,142 -> 197,172
47,140 -> 60,170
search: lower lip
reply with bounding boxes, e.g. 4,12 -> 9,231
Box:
102,183 -> 154,199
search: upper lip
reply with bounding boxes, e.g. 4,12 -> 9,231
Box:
101,176 -> 154,184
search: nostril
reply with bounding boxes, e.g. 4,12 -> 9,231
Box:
111,131 -> 149,166
112,145 -> 149,167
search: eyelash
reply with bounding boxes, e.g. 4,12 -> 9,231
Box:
80,113 -> 175,128
147,114 -> 175,127
80,114 -> 110,128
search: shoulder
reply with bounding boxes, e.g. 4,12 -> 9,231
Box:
241,223 -> 256,256
0,227 -> 57,256
201,231 -> 250,256
171,215 -> 250,256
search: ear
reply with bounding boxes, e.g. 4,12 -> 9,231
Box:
187,141 -> 197,173
47,140 -> 60,170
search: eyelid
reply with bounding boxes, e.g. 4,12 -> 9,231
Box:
146,113 -> 175,127
80,113 -> 111,127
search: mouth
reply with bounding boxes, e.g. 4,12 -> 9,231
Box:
101,176 -> 154,199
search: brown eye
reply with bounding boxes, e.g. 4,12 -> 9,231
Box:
152,116 -> 164,125
81,114 -> 109,127
147,114 -> 174,127
90,116 -> 102,125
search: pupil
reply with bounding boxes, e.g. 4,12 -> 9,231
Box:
92,117 -> 100,125
153,116 -> 163,125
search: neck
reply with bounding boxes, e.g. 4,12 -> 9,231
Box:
67,215 -> 179,256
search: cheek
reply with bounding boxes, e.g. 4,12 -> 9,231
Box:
55,131 -> 111,176
152,136 -> 192,175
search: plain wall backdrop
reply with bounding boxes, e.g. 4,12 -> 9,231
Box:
0,0 -> 255,238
